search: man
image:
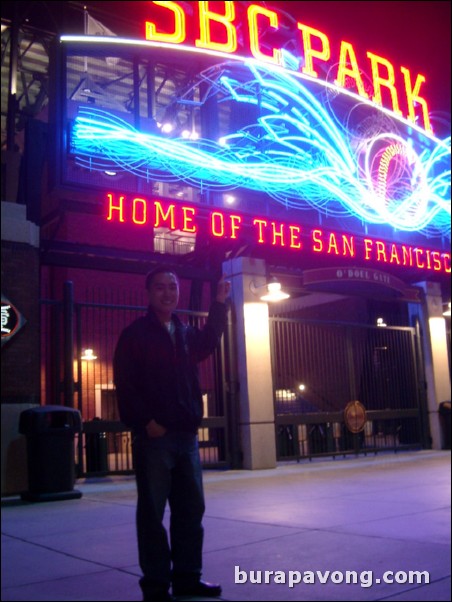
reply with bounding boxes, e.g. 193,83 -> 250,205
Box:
113,267 -> 230,602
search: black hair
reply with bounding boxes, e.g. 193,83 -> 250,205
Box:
145,266 -> 179,291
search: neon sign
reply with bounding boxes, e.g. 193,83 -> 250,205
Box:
72,53 -> 451,238
143,1 -> 432,132
105,193 -> 451,275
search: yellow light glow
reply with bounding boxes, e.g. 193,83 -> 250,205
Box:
260,281 -> 290,302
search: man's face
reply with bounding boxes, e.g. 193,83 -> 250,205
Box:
147,272 -> 180,322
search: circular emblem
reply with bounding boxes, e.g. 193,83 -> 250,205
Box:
344,400 -> 367,433
1,296 -> 26,346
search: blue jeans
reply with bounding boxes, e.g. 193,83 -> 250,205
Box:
133,431 -> 205,596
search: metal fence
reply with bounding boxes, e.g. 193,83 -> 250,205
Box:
40,284 -> 229,476
270,317 -> 428,460
40,286 -> 428,475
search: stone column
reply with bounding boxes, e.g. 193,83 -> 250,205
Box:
223,257 -> 276,469
413,281 -> 451,449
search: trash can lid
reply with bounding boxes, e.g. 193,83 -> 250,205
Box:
19,405 -> 82,434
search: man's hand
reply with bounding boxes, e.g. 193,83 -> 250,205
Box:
216,277 -> 231,303
146,419 -> 167,438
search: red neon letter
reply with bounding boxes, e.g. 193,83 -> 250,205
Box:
312,229 -> 323,252
289,225 -> 302,249
230,214 -> 242,239
107,193 -> 125,222
253,219 -> 267,243
211,212 -> 225,237
145,1 -> 186,43
431,251 -> 441,271
342,235 -> 355,257
443,253 -> 451,273
195,1 -> 237,54
367,52 -> 402,117
400,67 -> 432,133
335,41 -> 369,99
298,23 -> 330,78
376,241 -> 388,262
132,198 -> 147,225
414,248 -> 425,269
248,4 -> 281,65
154,201 -> 176,229
364,238 -> 373,260
402,246 -> 413,267
272,222 -> 285,247
327,233 -> 339,255
182,206 -> 197,233
389,244 -> 401,265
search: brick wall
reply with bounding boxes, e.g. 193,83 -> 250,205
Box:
1,240 -> 40,403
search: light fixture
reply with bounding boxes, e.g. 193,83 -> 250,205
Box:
81,348 -> 97,360
180,129 -> 199,140
250,277 -> 290,302
376,317 -> 387,327
443,302 -> 451,317
161,122 -> 174,134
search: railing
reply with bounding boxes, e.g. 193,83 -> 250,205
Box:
77,416 -> 229,477
270,316 -> 428,461
40,288 -> 231,476
275,409 -> 422,461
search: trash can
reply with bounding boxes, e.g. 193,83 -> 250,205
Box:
19,405 -> 83,502
439,401 -> 451,450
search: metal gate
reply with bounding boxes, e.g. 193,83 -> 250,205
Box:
41,284 -> 429,473
40,282 -> 232,476
270,317 -> 429,460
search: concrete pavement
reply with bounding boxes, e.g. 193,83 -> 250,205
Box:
1,450 -> 451,601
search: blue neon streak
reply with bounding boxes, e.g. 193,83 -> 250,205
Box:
71,61 -> 451,237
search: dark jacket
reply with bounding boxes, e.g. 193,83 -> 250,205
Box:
113,301 -> 227,434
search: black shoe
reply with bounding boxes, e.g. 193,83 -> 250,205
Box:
141,576 -> 174,601
173,580 -> 222,598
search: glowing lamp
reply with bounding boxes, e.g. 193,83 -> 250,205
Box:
250,277 -> 290,302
